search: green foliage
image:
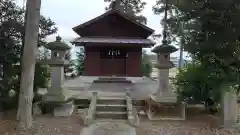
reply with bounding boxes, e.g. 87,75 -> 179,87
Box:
75,48 -> 85,76
104,0 -> 147,24
0,0 -> 57,111
141,50 -> 153,77
173,61 -> 221,105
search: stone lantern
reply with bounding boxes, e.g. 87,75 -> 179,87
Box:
151,43 -> 177,102
147,42 -> 186,120
39,36 -> 71,102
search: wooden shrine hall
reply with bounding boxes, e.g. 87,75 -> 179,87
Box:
71,9 -> 156,77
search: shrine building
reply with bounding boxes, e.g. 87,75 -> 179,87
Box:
71,9 -> 156,77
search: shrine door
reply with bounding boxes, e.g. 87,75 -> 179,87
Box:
100,47 -> 126,76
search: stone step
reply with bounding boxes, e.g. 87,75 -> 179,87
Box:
96,112 -> 127,119
98,77 -> 128,81
93,79 -> 132,84
96,104 -> 127,112
97,98 -> 126,105
93,77 -> 132,84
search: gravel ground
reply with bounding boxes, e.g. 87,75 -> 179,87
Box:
0,112 -> 84,135
1,113 -> 240,135
137,115 -> 240,135
136,122 -> 240,135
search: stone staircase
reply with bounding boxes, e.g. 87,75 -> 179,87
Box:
96,98 -> 128,120
74,92 -> 141,126
93,77 -> 132,84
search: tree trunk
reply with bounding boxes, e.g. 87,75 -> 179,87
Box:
17,3 -> 28,121
17,0 -> 41,130
178,38 -> 184,69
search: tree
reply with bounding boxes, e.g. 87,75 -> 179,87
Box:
18,0 -> 42,129
153,0 -> 240,106
104,0 -> 147,24
64,50 -> 74,76
0,0 -> 28,113
75,48 -> 85,76
0,0 -> 57,129
141,50 -> 153,77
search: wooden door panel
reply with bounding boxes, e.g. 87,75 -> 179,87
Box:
113,59 -> 125,76
100,59 -> 112,76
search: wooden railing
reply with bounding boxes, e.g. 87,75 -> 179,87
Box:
84,92 -> 97,126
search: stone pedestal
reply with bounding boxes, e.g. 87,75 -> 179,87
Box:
53,101 -> 74,117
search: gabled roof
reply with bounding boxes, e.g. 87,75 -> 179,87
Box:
72,9 -> 154,35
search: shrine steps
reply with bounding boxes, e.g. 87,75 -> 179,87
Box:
96,98 -> 128,120
96,112 -> 128,119
93,77 -> 132,84
74,98 -> 145,112
96,104 -> 127,112
73,98 -> 146,114
97,98 -> 126,105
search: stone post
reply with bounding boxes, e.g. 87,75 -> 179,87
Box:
223,91 -> 238,128
157,68 -> 169,96
50,67 -> 64,92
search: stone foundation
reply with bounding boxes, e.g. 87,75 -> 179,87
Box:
53,101 -> 74,117
147,97 -> 186,120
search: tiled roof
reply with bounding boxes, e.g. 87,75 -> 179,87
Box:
71,37 -> 156,46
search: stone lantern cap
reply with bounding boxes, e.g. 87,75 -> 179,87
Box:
152,44 -> 178,54
44,36 -> 71,51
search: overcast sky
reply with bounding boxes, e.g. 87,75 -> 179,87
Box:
15,0 -> 188,59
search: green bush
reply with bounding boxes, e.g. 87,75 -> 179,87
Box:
173,61 -> 221,106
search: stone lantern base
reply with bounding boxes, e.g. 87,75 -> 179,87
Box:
147,94 -> 186,120
43,88 -> 66,102
42,88 -> 75,117
150,93 -> 177,103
